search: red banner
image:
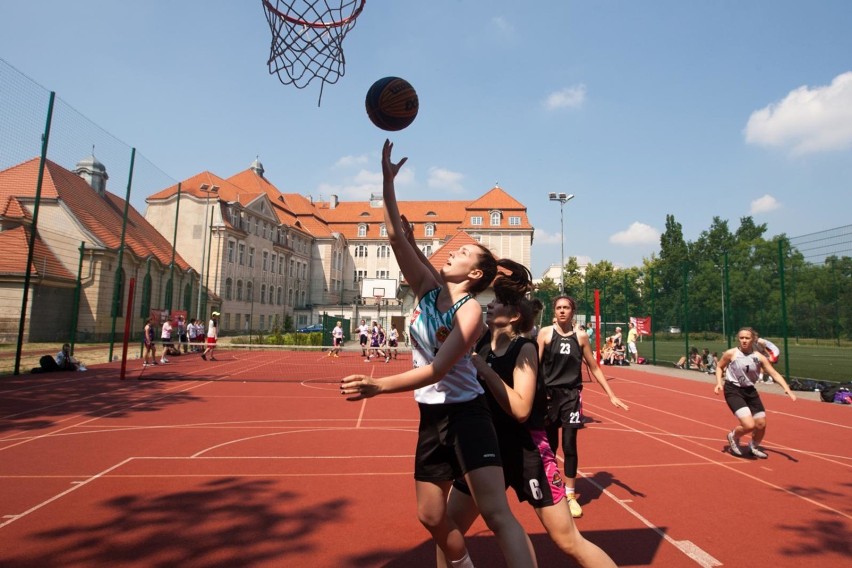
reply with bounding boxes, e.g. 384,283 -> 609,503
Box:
631,316 -> 652,336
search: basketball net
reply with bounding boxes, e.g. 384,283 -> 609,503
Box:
262,0 -> 365,105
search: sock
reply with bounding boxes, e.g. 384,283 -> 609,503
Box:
565,486 -> 575,497
450,551 -> 474,568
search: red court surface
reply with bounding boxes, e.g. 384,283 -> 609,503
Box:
1,349 -> 850,567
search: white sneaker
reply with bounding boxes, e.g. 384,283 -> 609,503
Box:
566,495 -> 583,518
749,443 -> 768,459
727,431 -> 743,457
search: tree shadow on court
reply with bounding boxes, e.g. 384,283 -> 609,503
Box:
775,514 -> 851,559
0,369 -> 201,433
579,470 -> 647,505
355,528 -> 665,567
1,477 -> 350,567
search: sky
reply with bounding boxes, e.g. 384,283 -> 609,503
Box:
2,1 -> 851,277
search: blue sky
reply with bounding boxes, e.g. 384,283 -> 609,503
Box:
2,1 -> 851,277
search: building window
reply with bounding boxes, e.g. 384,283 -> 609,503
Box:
260,284 -> 267,304
358,224 -> 367,237
262,251 -> 269,272
377,245 -> 390,258
355,270 -> 366,282
471,216 -> 483,226
277,286 -> 283,305
225,277 -> 233,301
425,224 -> 435,237
490,211 -> 501,226
288,288 -> 293,305
259,314 -> 265,330
236,279 -> 243,301
246,281 -> 254,302
270,253 -> 276,273
248,247 -> 255,268
238,243 -> 245,265
380,224 -> 387,237
509,216 -> 521,226
269,286 -> 274,305
227,241 -> 235,263
355,245 -> 368,258
421,244 -> 432,256
224,313 -> 230,330
377,270 -> 389,279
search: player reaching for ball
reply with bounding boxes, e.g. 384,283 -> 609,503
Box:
437,262 -> 617,568
340,140 -> 537,568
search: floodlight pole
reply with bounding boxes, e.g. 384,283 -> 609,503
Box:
196,183 -> 219,320
548,192 -> 575,295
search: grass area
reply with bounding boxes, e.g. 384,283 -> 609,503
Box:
636,338 -> 851,383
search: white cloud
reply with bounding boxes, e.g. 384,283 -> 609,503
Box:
534,228 -> 562,245
544,84 -> 587,110
609,222 -> 660,246
744,71 -> 852,155
334,154 -> 370,168
491,16 -> 515,36
750,194 -> 781,214
317,167 -> 415,201
427,167 -> 464,193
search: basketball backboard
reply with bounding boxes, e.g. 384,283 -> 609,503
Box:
360,278 -> 398,301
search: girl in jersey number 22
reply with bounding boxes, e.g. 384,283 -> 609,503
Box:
440,264 -> 617,567
340,140 -> 536,568
714,327 -> 796,458
537,296 -> 629,518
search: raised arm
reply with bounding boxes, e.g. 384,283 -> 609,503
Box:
382,140 -> 439,298
472,342 -> 539,422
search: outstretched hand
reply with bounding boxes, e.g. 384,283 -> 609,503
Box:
610,396 -> 629,411
382,139 -> 408,180
340,374 -> 381,401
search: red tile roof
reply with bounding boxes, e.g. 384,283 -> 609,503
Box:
426,231 -> 484,273
0,158 -> 192,272
0,225 -> 75,281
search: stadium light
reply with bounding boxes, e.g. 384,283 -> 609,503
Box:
548,192 -> 575,294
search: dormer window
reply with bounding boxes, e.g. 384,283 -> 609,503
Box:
490,211 -> 502,226
380,224 -> 387,237
425,223 -> 435,237
358,224 -> 367,237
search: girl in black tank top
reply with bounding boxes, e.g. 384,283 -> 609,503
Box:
540,328 -> 583,389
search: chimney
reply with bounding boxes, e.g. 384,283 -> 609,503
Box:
330,194 -> 338,209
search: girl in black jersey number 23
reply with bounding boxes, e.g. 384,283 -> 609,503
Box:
537,296 -> 629,518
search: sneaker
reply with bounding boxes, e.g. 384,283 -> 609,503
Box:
385,357 -> 390,363
210,356 -> 217,361
566,495 -> 583,518
749,443 -> 768,459
364,359 -> 370,363
201,354 -> 207,361
333,354 -> 339,358
727,431 -> 743,457
327,352 -> 333,357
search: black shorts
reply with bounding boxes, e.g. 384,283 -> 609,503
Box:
724,382 -> 765,417
334,337 -> 343,347
545,385 -> 585,430
360,335 -> 368,346
454,425 -> 565,507
415,396 -> 502,482
389,339 -> 398,347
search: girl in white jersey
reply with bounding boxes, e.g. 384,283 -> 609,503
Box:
714,327 -> 796,458
340,140 -> 536,568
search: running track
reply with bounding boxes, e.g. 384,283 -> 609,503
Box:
0,350 -> 849,567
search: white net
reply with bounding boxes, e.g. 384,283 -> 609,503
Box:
262,0 -> 365,102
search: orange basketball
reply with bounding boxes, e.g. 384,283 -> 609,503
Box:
365,77 -> 419,131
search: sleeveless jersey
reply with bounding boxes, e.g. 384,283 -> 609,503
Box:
476,332 -> 546,430
409,287 -> 483,404
725,348 -> 761,388
540,328 -> 583,389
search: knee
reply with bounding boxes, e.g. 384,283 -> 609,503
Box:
417,505 -> 446,533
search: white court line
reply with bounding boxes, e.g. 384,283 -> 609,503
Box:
0,458 -> 133,529
581,399 -> 852,520
191,426 -> 417,458
0,380 -> 213,452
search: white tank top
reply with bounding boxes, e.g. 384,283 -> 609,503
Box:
725,348 -> 761,388
408,288 -> 483,404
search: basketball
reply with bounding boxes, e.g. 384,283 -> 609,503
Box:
365,77 -> 419,131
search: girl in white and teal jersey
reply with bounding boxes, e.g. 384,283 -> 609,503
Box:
340,140 -> 537,568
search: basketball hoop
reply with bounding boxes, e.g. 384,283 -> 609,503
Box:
262,0 -> 366,105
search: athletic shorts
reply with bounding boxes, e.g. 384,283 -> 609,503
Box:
360,335 -> 368,346
545,385 -> 585,430
724,382 -> 765,417
628,342 -> 637,354
206,337 -> 217,346
453,425 -> 565,507
334,337 -> 343,347
415,395 -> 502,482
388,339 -> 398,347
